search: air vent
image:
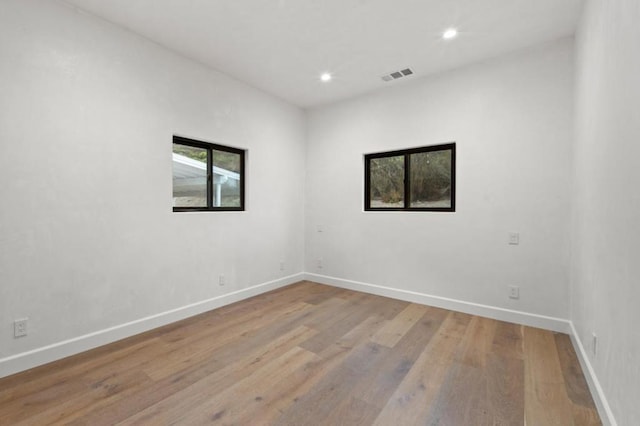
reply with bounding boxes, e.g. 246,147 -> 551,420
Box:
381,67 -> 414,82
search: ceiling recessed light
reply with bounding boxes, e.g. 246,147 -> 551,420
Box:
442,28 -> 458,40
320,73 -> 332,82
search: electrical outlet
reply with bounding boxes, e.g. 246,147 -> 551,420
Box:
279,261 -> 285,271
592,333 -> 598,357
316,225 -> 323,233
14,318 -> 28,338
509,286 -> 520,299
219,274 -> 225,286
317,258 -> 323,269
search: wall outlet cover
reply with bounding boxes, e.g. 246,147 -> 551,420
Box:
509,286 -> 520,299
14,318 -> 28,338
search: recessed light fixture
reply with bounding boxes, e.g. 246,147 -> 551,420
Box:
320,73 -> 332,82
442,28 -> 458,40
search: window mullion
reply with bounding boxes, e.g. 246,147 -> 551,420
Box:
207,147 -> 213,208
404,153 -> 410,209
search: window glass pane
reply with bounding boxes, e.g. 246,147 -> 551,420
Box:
172,143 -> 208,208
212,149 -> 241,208
370,155 -> 404,208
410,149 -> 452,208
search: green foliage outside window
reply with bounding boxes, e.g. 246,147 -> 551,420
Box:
410,150 -> 451,203
173,144 -> 240,172
370,156 -> 404,203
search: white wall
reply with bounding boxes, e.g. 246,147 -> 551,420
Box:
305,39 -> 575,320
0,0 -> 305,367
572,0 -> 640,424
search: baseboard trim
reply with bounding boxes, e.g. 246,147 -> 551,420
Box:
568,322 -> 617,426
0,273 -> 304,379
304,273 -> 571,333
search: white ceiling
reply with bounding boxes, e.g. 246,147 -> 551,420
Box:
63,0 -> 584,108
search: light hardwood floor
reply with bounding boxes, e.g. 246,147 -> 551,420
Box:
0,281 -> 601,425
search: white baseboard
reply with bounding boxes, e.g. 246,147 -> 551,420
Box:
304,273 -> 571,333
568,322 -> 617,426
0,273 -> 304,379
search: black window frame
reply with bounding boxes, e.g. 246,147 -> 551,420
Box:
172,135 -> 245,212
364,142 -> 456,212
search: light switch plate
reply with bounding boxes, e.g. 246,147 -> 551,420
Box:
508,232 -> 520,245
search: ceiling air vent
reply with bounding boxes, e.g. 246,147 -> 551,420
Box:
381,68 -> 414,82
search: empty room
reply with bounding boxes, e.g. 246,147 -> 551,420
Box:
0,0 -> 638,424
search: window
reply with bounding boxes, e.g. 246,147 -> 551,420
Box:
365,143 -> 455,212
172,136 -> 245,211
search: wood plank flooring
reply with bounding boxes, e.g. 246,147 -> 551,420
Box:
0,281 -> 601,425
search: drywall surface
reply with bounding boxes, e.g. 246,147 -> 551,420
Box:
572,0 -> 640,423
0,0 -> 305,361
305,39 -> 574,319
